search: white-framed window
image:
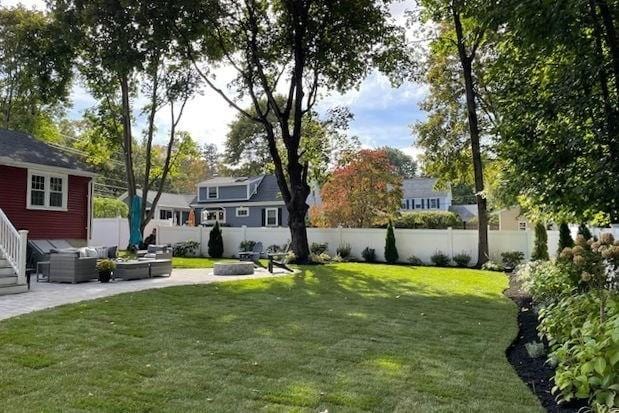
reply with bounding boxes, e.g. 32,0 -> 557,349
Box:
518,221 -> 527,231
27,170 -> 68,211
265,207 -> 278,226
159,209 -> 173,220
202,208 -> 225,224
236,207 -> 249,217
207,186 -> 218,199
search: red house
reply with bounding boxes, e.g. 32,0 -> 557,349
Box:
0,129 -> 96,294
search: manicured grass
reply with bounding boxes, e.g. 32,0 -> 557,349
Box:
0,264 -> 541,412
172,256 -> 231,268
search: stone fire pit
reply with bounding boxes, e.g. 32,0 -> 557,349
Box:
213,261 -> 255,276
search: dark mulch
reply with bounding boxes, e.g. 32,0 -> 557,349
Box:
504,274 -> 588,413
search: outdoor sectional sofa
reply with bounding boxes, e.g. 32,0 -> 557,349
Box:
48,253 -> 98,283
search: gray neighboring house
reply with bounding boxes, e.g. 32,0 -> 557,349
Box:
400,177 -> 452,212
192,175 -> 288,227
119,190 -> 194,226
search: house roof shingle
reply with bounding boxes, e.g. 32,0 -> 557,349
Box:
192,174 -> 283,205
402,178 -> 450,198
0,128 -> 95,174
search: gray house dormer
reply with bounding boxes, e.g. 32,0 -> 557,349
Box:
197,176 -> 263,202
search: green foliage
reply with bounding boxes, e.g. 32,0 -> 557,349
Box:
239,240 -> 256,252
310,242 -> 328,255
578,224 -> 593,241
207,222 -> 224,258
173,241 -> 200,258
408,256 -> 423,266
394,211 -> 461,229
540,294 -> 619,407
516,261 -> 577,305
96,259 -> 116,272
453,252 -> 471,267
0,6 -> 74,133
362,247 -> 376,263
531,222 -> 549,261
309,252 -> 331,265
336,243 -> 352,259
524,341 -> 545,359
93,197 -> 128,218
501,251 -> 524,269
558,222 -> 574,254
378,146 -> 417,178
481,261 -> 504,272
384,221 -> 399,264
431,251 -> 450,267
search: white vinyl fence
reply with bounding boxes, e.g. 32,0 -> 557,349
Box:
90,217 -> 173,248
157,225 -> 566,264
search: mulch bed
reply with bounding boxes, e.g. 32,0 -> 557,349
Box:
504,274 -> 588,413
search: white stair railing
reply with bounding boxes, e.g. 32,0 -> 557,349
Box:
0,208 -> 28,285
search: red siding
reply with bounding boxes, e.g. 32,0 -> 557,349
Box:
0,165 -> 91,240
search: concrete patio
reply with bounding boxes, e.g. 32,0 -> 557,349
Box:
0,267 -> 292,321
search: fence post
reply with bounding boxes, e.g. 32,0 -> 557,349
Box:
17,230 -> 28,285
117,216 -> 122,248
337,225 -> 343,247
242,225 -> 247,242
199,226 -> 204,256
525,229 -> 531,260
447,226 -> 454,258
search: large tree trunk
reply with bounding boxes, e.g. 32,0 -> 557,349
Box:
453,5 -> 489,267
594,0 -> 619,99
120,73 -> 137,245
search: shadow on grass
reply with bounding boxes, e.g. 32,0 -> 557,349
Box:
0,263 -> 542,412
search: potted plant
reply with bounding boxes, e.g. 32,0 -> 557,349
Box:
97,259 -> 116,283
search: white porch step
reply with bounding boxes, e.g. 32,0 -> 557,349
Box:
0,275 -> 17,286
0,283 -> 28,296
0,266 -> 15,276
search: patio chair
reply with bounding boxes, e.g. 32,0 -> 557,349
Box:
238,242 -> 263,263
48,252 -> 98,283
138,244 -> 172,260
267,242 -> 293,273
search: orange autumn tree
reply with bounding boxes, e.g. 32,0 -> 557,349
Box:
320,149 -> 403,228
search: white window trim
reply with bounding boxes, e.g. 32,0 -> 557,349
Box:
236,206 -> 249,217
265,207 -> 278,227
26,169 -> 68,211
207,186 -> 219,199
202,208 -> 226,224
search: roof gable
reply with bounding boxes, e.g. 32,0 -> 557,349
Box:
402,178 -> 450,198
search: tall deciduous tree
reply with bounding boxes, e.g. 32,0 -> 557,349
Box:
178,0 -> 410,262
415,0 -> 499,266
0,6 -> 73,134
54,0 -> 214,240
379,146 -> 418,178
320,149 -> 403,228
490,0 -> 619,223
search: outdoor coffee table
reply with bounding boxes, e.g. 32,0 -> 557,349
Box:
114,261 -> 150,280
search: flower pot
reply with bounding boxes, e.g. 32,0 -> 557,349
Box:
98,270 -> 112,283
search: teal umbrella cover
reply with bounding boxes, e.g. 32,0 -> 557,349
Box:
129,195 -> 143,248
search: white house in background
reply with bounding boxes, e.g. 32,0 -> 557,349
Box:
400,178 -> 452,212
119,190 -> 194,226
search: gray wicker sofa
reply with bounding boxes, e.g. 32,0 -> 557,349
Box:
48,253 -> 98,283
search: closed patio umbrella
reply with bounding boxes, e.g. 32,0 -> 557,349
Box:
129,195 -> 142,248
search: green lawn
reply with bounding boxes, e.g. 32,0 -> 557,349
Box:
0,264 -> 541,412
171,256 -> 230,268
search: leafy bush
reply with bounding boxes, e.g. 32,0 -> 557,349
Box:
96,259 -> 116,272
384,221 -> 399,264
267,244 -> 282,253
362,247 -> 376,263
501,251 -> 525,269
173,240 -> 200,257
539,293 -> 619,407
93,197 -> 128,218
207,222 -> 224,258
310,242 -> 328,255
310,252 -> 331,264
531,222 -> 549,261
239,240 -> 256,252
453,252 -> 471,267
515,260 -> 576,305
408,255 -> 423,266
336,243 -> 352,259
394,211 -> 461,229
557,221 -> 574,254
481,260 -> 503,272
430,251 -> 450,267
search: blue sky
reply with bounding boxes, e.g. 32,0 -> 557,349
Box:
6,0 -> 427,159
